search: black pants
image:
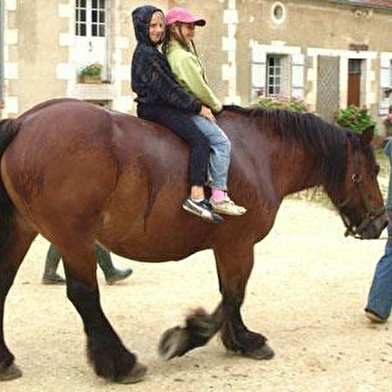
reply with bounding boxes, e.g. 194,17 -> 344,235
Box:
137,104 -> 209,186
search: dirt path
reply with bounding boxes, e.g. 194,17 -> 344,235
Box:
2,199 -> 391,391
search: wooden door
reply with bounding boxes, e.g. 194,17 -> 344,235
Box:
347,59 -> 362,107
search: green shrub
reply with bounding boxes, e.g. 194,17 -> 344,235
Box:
253,95 -> 309,113
334,105 -> 376,134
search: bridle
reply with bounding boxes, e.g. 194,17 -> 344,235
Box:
337,140 -> 386,239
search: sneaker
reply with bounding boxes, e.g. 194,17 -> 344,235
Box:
182,197 -> 224,223
210,196 -> 247,216
365,310 -> 387,323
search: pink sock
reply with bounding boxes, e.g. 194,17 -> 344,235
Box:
212,189 -> 225,203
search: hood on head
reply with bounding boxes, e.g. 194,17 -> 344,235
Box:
132,5 -> 163,45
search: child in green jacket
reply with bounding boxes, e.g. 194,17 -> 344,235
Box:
164,7 -> 246,217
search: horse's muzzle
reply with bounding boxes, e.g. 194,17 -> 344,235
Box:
355,213 -> 388,239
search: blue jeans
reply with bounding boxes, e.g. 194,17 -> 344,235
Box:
365,222 -> 392,320
137,104 -> 210,187
191,115 -> 231,190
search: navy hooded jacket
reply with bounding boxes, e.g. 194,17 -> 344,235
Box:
131,5 -> 202,113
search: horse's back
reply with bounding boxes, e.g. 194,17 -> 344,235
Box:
1,102 -> 118,234
1,100 -> 212,258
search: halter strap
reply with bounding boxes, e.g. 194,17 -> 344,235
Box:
337,140 -> 386,238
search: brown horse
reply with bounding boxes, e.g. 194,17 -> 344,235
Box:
0,98 -> 387,383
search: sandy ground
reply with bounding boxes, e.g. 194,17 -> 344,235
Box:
1,198 -> 392,392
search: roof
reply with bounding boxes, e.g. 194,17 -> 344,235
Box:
328,0 -> 392,9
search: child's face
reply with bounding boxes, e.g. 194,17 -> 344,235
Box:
149,12 -> 165,44
179,23 -> 196,42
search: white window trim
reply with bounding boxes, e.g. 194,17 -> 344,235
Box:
250,41 -> 303,100
380,52 -> 392,115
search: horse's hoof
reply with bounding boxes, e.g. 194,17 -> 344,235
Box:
0,362 -> 23,381
158,326 -> 188,360
244,342 -> 275,360
115,362 -> 147,384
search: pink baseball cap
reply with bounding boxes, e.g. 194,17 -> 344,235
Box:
166,7 -> 206,26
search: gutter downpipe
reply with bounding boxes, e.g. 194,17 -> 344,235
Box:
0,0 -> 4,117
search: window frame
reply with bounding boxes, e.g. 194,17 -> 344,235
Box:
266,55 -> 283,96
76,0 -> 106,38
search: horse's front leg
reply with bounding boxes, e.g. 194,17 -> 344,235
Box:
159,304 -> 224,360
61,244 -> 146,383
215,244 -> 274,360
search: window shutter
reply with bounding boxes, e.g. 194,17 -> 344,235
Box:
291,53 -> 304,99
379,55 -> 392,115
250,46 -> 266,99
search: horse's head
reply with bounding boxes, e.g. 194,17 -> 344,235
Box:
328,127 -> 388,239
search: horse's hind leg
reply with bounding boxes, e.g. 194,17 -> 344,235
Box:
0,222 -> 37,381
61,242 -> 146,384
214,245 -> 274,360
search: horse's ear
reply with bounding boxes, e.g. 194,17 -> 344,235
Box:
360,126 -> 374,148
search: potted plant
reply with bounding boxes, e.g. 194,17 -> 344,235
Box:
79,62 -> 103,83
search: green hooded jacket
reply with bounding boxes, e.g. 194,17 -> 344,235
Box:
166,40 -> 223,113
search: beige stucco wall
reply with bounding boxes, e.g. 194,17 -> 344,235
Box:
2,0 -> 392,130
178,0 -> 392,105
250,0 -> 392,103
3,0 -> 169,116
5,0 -> 68,114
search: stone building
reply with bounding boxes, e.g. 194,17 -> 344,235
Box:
1,0 -> 392,132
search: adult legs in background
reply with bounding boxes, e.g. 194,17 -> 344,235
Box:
365,224 -> 392,322
42,243 -> 133,285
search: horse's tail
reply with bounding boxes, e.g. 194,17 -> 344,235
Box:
0,118 -> 19,252
0,118 -> 19,155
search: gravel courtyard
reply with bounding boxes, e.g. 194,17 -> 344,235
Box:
2,198 -> 391,392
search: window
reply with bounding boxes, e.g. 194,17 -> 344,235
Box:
378,55 -> 392,115
76,0 -> 105,37
74,0 -> 108,80
75,0 -> 87,36
271,2 -> 286,24
349,59 -> 362,75
274,6 -> 283,19
390,60 -> 392,87
250,46 -> 295,100
267,56 -> 282,95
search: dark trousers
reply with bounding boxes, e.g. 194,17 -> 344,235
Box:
137,104 -> 209,186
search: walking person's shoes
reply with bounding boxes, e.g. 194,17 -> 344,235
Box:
105,268 -> 133,285
182,197 -> 224,223
210,196 -> 247,216
42,273 -> 66,285
365,309 -> 388,323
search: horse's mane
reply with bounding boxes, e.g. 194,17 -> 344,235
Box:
223,105 -> 368,193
